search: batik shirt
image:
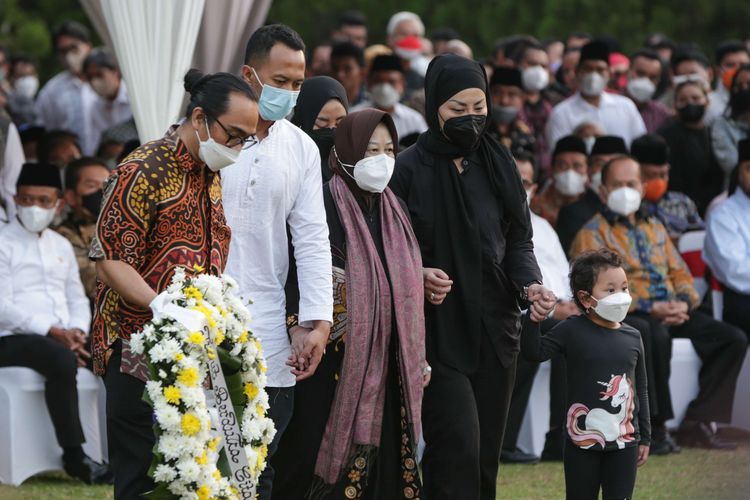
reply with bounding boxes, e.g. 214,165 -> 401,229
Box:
641,191 -> 704,241
570,208 -> 700,313
89,125 -> 231,377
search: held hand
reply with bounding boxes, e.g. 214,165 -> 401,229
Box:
661,311 -> 689,326
651,301 -> 683,320
527,284 -> 557,309
287,326 -> 312,371
528,303 -> 549,323
637,444 -> 650,466
423,268 -> 453,305
290,326 -> 329,381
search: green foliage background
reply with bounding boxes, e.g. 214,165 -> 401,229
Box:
1,0 -> 748,82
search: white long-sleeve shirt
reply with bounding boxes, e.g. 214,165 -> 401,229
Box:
531,212 -> 572,300
0,219 -> 91,337
88,81 -> 133,155
545,91 -> 647,150
221,119 -> 333,387
704,188 -> 750,294
0,122 -> 26,224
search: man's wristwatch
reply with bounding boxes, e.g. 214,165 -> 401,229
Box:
520,281 -> 542,302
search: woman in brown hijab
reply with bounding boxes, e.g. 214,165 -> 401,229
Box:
272,109 -> 430,500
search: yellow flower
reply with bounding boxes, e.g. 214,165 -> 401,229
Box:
183,285 -> 203,302
163,385 -> 181,404
193,305 -> 217,330
195,450 -> 208,465
238,330 -> 248,343
216,305 -> 227,318
181,413 -> 201,436
214,330 -> 225,346
256,445 -> 268,471
196,484 -> 210,500
207,347 -> 216,360
192,263 -> 205,273
253,339 -> 262,352
177,367 -> 198,387
207,437 -> 220,452
255,403 -> 265,417
259,362 -> 267,374
188,331 -> 205,345
212,470 -> 222,481
244,382 -> 259,401
175,352 -> 184,361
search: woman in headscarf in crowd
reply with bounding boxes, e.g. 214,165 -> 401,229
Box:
711,63 -> 750,186
389,54 -> 555,500
657,77 -> 723,215
291,76 -> 349,181
273,109 -> 428,500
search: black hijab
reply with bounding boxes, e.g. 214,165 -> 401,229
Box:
418,54 -> 529,373
292,76 -> 350,181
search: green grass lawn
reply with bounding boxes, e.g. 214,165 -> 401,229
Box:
1,444 -> 748,499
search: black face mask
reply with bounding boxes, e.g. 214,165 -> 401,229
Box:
677,103 -> 706,123
731,89 -> 750,116
82,190 -> 103,217
308,127 -> 336,162
441,114 -> 486,150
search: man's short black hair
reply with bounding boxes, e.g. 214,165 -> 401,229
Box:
65,156 -> 108,191
331,41 -> 365,68
630,48 -> 663,72
337,10 -> 367,29
37,130 -> 81,164
715,39 -> 750,65
570,248 -> 624,311
52,21 -> 91,47
431,27 -> 460,43
513,40 -> 546,65
601,154 -> 639,186
244,24 -> 306,66
670,48 -> 710,73
83,47 -> 119,73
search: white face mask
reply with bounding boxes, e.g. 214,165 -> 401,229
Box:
65,50 -> 87,74
590,171 -> 602,192
370,83 -> 401,109
17,204 -> 57,233
195,119 -> 240,172
626,77 -> 656,103
580,71 -> 607,97
339,151 -> 395,193
590,292 -> 632,323
522,65 -> 550,92
90,77 -> 115,98
14,75 -> 39,98
554,170 -> 587,197
607,186 -> 642,216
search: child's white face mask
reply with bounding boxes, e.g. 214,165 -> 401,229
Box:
589,292 -> 632,323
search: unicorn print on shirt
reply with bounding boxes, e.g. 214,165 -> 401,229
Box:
567,373 -> 636,450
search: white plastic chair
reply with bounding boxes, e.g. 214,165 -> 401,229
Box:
0,367 -> 107,486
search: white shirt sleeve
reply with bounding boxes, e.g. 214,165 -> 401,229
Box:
704,205 -> 750,294
0,237 -> 53,335
1,123 -> 26,220
287,141 -> 333,327
63,240 -> 92,333
545,106 -> 568,151
628,100 -> 648,143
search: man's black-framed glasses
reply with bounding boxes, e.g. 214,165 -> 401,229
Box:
208,115 -> 258,150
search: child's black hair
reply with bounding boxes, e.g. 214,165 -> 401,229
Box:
569,248 -> 624,311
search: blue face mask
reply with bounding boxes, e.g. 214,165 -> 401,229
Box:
252,67 -> 300,121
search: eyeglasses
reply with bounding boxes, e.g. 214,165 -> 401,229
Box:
209,115 -> 258,150
15,194 -> 59,209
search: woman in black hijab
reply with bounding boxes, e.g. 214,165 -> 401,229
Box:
390,54 -> 556,500
292,76 -> 349,181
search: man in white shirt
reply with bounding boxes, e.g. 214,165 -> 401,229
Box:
350,54 -> 428,143
83,48 -> 133,156
546,40 -> 646,149
34,21 -> 97,154
0,163 -> 110,484
223,24 -> 333,500
0,116 -> 26,224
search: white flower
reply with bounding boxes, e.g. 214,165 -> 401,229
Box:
155,405 -> 181,432
130,333 -> 145,354
153,464 -> 177,483
176,459 -> 201,483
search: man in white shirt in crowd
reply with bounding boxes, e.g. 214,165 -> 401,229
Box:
222,24 -> 333,500
0,114 -> 26,225
34,21 -> 97,154
351,54 -> 428,143
82,48 -> 132,156
501,151 -> 580,463
546,40 -> 646,149
0,163 -> 110,484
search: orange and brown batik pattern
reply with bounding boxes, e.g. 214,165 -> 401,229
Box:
89,125 -> 231,377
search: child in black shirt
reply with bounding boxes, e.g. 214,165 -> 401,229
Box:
522,248 -> 650,500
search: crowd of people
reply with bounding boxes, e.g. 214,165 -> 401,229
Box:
0,10 -> 749,500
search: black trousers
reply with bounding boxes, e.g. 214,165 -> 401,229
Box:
625,313 -> 674,424
505,318 -> 558,452
104,342 -> 155,500
563,441 -> 638,500
723,289 -> 750,339
422,332 -> 516,500
670,311 -> 748,423
257,386 -> 295,500
544,355 -> 567,454
0,334 -> 85,448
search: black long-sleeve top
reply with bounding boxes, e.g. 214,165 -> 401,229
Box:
522,314 -> 651,450
390,144 -> 542,368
